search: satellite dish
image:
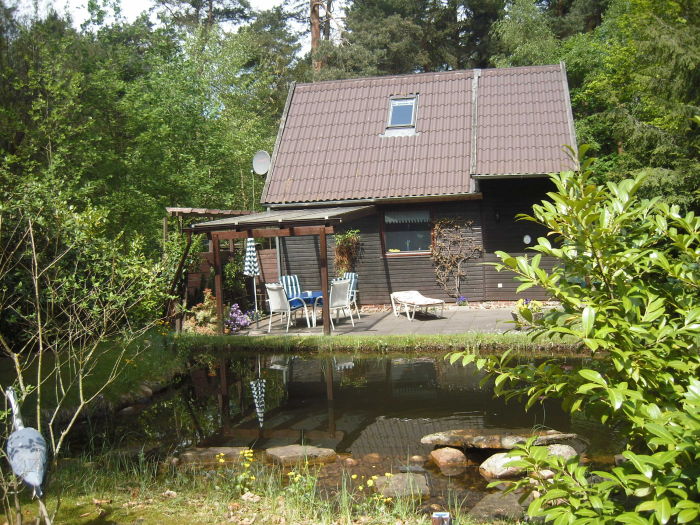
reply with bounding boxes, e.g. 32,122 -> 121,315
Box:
252,150 -> 271,175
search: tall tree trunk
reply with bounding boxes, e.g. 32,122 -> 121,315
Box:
311,0 -> 321,73
322,0 -> 332,40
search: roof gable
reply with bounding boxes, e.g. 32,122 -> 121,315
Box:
262,64 -> 576,205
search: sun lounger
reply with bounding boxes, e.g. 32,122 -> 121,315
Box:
390,291 -> 445,321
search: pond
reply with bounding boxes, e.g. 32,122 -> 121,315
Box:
82,354 -> 617,511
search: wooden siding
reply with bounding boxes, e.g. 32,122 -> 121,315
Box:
258,248 -> 279,283
480,178 -> 556,300
482,252 -> 557,300
277,180 -> 562,304
280,202 -> 487,304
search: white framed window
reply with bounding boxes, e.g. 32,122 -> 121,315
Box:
387,96 -> 417,129
383,209 -> 431,254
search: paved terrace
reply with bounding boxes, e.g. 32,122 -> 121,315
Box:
248,305 -> 515,336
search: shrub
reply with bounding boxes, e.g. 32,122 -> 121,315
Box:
450,151 -> 700,523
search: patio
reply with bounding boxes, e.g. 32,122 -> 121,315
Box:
248,306 -> 515,336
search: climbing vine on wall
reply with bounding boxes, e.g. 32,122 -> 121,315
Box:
431,218 -> 483,298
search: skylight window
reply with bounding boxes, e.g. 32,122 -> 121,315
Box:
388,97 -> 417,128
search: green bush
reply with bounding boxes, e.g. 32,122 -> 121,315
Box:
450,151 -> 700,523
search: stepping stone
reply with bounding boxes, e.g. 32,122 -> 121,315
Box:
265,444 -> 337,466
374,473 -> 430,498
421,428 -> 589,453
179,447 -> 249,466
429,447 -> 468,477
469,492 -> 524,522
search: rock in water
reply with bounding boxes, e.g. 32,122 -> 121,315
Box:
429,447 -> 467,477
547,444 -> 578,461
479,452 -> 524,479
421,428 -> 589,454
374,473 -> 430,498
469,492 -> 524,522
265,445 -> 336,466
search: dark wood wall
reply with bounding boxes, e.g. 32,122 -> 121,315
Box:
278,179 -> 556,304
479,177 -> 556,300
280,202 -> 485,304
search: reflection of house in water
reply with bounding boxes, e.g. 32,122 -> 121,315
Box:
219,357 -> 568,456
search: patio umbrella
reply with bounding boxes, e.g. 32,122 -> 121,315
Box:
250,355 -> 265,428
243,238 -> 260,318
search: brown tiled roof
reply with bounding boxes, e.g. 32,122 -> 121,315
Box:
261,64 -> 576,205
475,66 -> 576,176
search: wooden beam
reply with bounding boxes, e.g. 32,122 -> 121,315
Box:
319,226 -> 331,335
210,226 -> 334,240
211,233 -> 224,334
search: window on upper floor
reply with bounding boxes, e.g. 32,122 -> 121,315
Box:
387,96 -> 417,129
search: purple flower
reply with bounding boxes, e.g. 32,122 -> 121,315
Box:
225,303 -> 252,333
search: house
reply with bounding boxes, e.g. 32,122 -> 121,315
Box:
257,63 -> 577,303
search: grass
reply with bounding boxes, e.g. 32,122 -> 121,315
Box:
173,331 -> 583,360
2,452 -> 491,525
0,329 -> 187,422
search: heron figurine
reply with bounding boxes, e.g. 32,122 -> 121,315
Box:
4,387 -> 51,522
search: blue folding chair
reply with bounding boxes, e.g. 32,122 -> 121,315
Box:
280,275 -> 303,307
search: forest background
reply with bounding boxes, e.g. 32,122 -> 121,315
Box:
1,0 -> 698,343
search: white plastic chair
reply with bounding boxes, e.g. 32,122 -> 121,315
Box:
333,272 -> 361,319
265,283 -> 310,333
313,279 -> 354,330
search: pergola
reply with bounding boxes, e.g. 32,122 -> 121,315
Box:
185,205 -> 375,335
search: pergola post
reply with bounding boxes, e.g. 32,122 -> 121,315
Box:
319,226 -> 331,336
211,233 -> 225,334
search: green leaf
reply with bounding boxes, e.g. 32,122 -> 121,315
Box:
579,369 -> 606,386
678,509 -> 699,524
581,306 -> 596,337
656,497 -> 671,524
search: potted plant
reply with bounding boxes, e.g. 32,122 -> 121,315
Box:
333,229 -> 361,276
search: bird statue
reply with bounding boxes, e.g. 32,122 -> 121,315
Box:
4,387 -> 49,505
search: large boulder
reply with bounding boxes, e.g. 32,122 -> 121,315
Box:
179,447 -> 249,467
547,444 -> 578,461
429,447 -> 468,477
480,444 -> 579,480
374,473 -> 430,498
421,428 -> 589,454
265,445 -> 336,466
469,492 -> 524,522
479,453 -> 524,479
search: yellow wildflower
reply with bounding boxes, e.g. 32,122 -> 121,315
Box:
358,485 -> 364,491
366,479 -> 374,487
351,474 -> 357,479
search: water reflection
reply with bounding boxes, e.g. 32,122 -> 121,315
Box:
193,355 -> 571,459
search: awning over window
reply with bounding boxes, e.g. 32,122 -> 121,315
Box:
384,210 -> 430,224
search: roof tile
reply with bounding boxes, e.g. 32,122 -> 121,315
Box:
262,65 -> 575,203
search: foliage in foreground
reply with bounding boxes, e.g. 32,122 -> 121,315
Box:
1,453 -> 439,525
450,156 -> 700,524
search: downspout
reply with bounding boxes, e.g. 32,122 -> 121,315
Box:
469,69 -> 481,193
